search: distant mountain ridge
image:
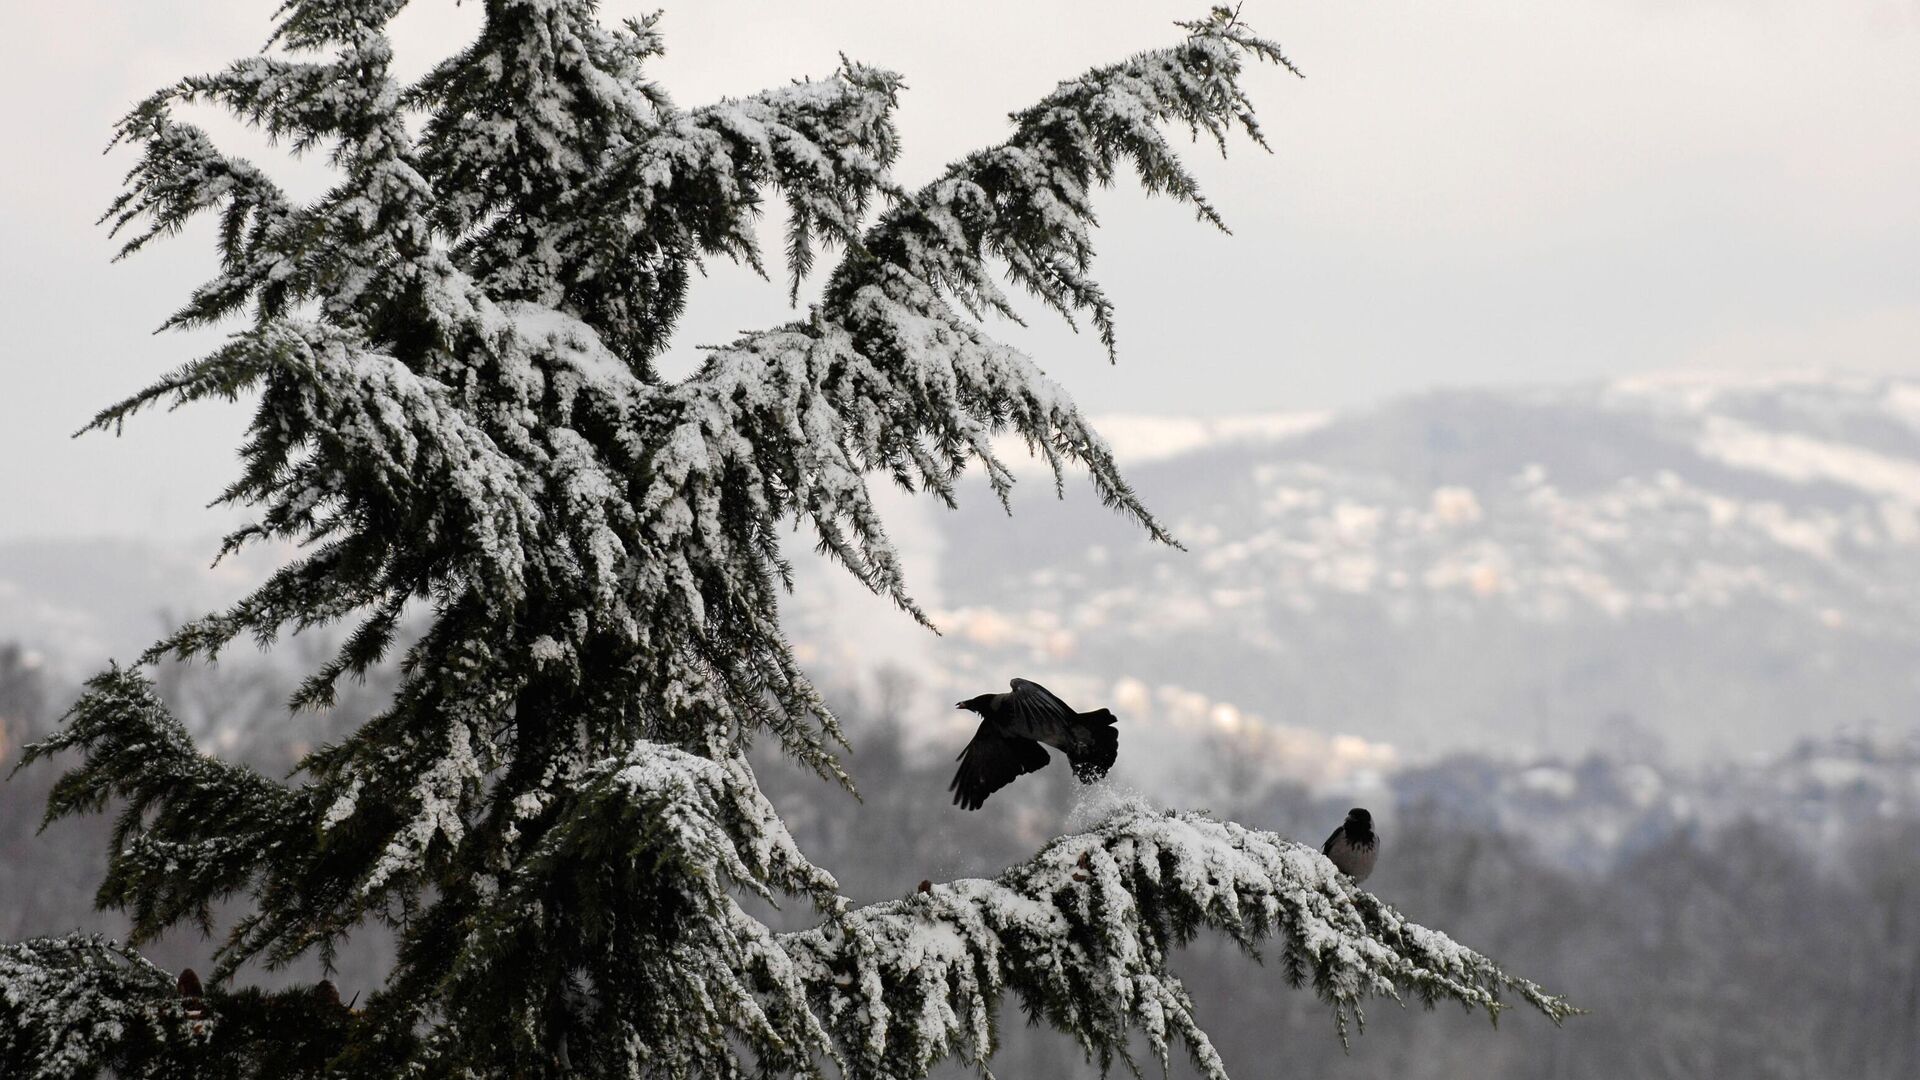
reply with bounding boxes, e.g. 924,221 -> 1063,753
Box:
907,371 -> 1920,762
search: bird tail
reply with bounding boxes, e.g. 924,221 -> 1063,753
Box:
1067,709 -> 1119,781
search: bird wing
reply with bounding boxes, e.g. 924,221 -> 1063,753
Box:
1000,678 -> 1078,744
1008,677 -> 1075,715
1322,826 -> 1343,856
949,721 -> 1052,811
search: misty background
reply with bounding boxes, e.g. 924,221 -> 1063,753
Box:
3,2 -> 1919,1078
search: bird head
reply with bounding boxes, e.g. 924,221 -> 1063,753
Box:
955,694 -> 995,714
1346,807 -> 1373,831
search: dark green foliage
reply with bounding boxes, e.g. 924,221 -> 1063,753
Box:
0,935 -> 362,1080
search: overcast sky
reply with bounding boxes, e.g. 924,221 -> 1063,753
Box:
2,1 -> 1916,541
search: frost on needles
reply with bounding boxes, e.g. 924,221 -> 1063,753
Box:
1,2 -> 1572,1077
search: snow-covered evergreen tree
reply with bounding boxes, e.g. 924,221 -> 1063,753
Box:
2,3 -> 1570,1076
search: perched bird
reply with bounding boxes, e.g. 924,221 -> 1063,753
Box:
1322,807 -> 1379,884
949,678 -> 1118,810
177,968 -> 207,1023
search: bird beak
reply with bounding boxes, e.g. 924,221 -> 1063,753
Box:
955,702 -> 966,709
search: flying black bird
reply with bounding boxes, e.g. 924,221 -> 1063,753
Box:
949,678 -> 1118,811
1322,807 -> 1379,884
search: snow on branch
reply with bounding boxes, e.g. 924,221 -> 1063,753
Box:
268,0 -> 410,52
5,760 -> 1571,1080
650,10 -> 1302,631
101,97 -> 294,277
19,669 -> 300,953
786,797 -> 1575,1079
80,321 -> 545,672
0,934 -> 362,1079
831,5 -> 1299,356
413,742 -> 842,1074
0,935 -> 205,1080
422,3 -> 902,369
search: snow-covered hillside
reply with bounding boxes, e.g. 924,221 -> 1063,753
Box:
787,371 -> 1920,764
1390,732 -> 1920,874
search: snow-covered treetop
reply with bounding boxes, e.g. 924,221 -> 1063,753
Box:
80,2 -> 1298,960
7,3 -> 1570,1076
